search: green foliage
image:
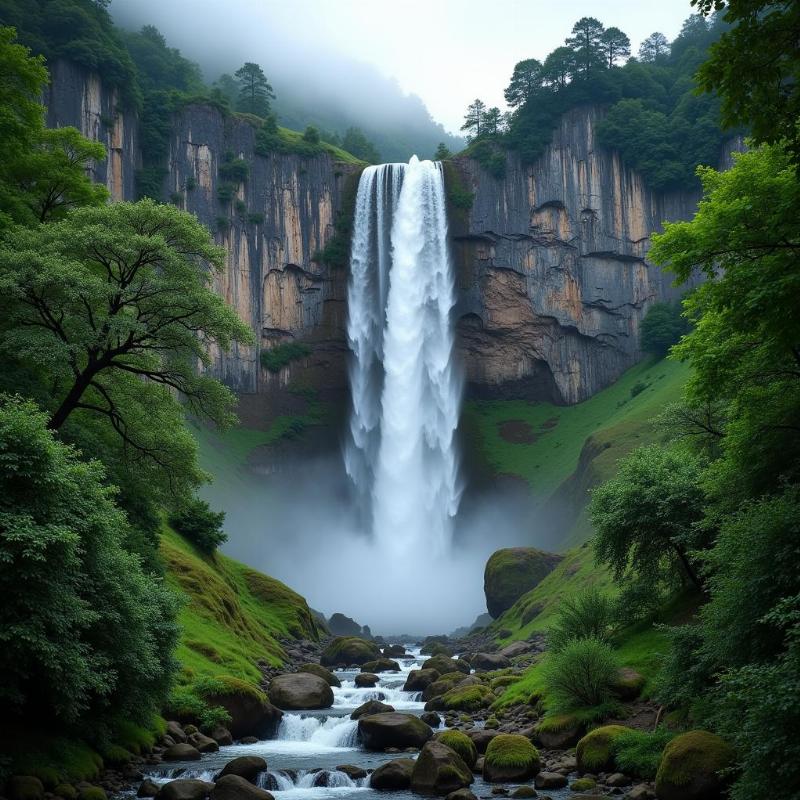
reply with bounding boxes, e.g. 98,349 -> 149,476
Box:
547,587 -> 614,652
341,127 -> 380,164
590,444 -> 708,615
218,157 -> 250,183
435,730 -> 477,768
434,142 -> 452,160
466,139 -> 506,178
122,25 -> 203,95
217,182 -> 236,203
169,497 -> 227,554
313,169 -> 362,268
611,728 -> 676,779
0,395 -> 179,728
437,684 -> 495,711
260,341 -> 312,373
234,62 -> 274,118
655,731 -> 735,795
541,636 -> 620,711
303,125 -> 321,144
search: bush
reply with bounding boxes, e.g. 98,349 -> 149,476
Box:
247,212 -> 264,225
216,182 -> 236,203
541,636 -> 620,711
640,301 -> 689,356
547,587 -> 615,652
169,497 -> 227,554
218,158 -> 249,183
303,125 -> 321,144
260,341 -> 312,373
612,728 -> 676,779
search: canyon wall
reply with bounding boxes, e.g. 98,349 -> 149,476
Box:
451,107 -> 712,404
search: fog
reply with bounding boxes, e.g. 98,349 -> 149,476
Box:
199,447 -> 548,636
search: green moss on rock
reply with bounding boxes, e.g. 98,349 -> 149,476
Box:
53,786 -> 77,800
484,548 -> 563,618
483,734 -> 541,782
570,777 -> 597,791
434,730 -> 479,768
8,777 -> 44,800
655,730 -> 735,800
436,684 -> 496,712
77,788 -> 106,800
320,637 -> 381,667
576,725 -> 631,772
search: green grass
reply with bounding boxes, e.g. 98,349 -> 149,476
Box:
464,357 -> 689,501
249,120 -> 366,165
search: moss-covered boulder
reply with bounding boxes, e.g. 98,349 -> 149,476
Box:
361,658 -> 400,673
369,759 -> 415,790
422,655 -> 470,675
358,712 -> 434,750
534,713 -> 584,749
483,734 -> 541,782
433,730 -> 479,768
570,777 -> 597,791
426,684 -> 496,713
404,668 -> 440,692
268,673 -> 334,710
8,777 -> 44,800
423,672 -> 468,702
320,637 -> 381,667
351,699 -> 394,720
411,741 -> 474,795
484,548 -> 562,618
298,663 -> 341,688
655,731 -> 735,800
199,675 -> 283,739
53,785 -> 78,800
612,667 -> 646,701
471,653 -> 511,672
576,725 -> 631,772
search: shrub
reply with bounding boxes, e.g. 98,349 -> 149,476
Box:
215,215 -> 231,232
630,380 -> 649,397
612,728 -> 676,779
216,182 -> 236,203
184,176 -> 197,191
218,158 -> 249,183
547,587 -> 615,652
234,198 -> 247,215
303,125 -> 321,144
247,212 -> 264,225
260,341 -> 312,373
169,191 -> 183,205
541,636 -> 620,711
640,301 -> 688,356
169,497 -> 227,554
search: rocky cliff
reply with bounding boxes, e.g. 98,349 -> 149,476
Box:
450,107 -> 712,404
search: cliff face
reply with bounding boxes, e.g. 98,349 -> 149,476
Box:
452,107 -> 704,404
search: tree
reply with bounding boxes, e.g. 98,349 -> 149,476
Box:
0,395 -> 178,726
434,142 -> 451,160
341,127 -> 380,163
541,46 -> 576,88
640,301 -> 688,356
169,497 -> 227,554
212,72 -> 238,107
504,58 -> 543,107
590,445 -> 709,602
234,62 -> 275,118
461,98 -> 487,138
638,32 -> 670,62
483,107 -> 503,136
691,0 -> 800,167
303,125 -> 321,144
0,200 -> 253,485
565,17 -> 606,76
600,27 -> 631,67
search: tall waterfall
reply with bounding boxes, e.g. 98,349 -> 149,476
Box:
345,157 -> 461,555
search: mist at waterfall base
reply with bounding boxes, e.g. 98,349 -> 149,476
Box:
203,158 -> 546,635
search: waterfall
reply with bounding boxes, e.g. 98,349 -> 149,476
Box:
345,157 -> 461,555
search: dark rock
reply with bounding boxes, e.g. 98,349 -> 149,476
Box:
361,658 -> 400,673
156,780 -> 213,800
534,773 -> 568,790
327,613 -> 363,637
298,664 -> 341,688
240,737 -> 259,745
354,673 -> 379,688
202,683 -> 282,739
8,777 -> 44,800
484,549 -> 563,618
210,727 -> 233,746
268,673 -> 334,710
612,668 -> 646,701
217,756 -> 268,782
162,744 -> 202,762
137,781 -> 160,798
422,656 -> 471,675
166,721 -> 187,744
188,733 -> 218,753
351,700 -> 395,720
404,668 -> 441,692
421,711 -> 442,727
320,637 -> 381,667
472,653 -> 512,672
335,766 -> 367,780
467,728 -> 500,754
383,645 -> 407,658
499,642 -> 532,659
606,773 -> 631,788
210,775 -> 274,800
411,741 -> 474,795
445,790 -> 478,800
511,788 -> 537,798
358,712 -> 434,750
369,759 -> 415,790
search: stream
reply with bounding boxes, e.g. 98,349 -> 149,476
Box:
136,649 -> 575,800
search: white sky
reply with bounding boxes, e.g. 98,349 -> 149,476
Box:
113,0 -> 696,133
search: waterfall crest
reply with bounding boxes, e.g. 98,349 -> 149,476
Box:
345,157 -> 461,555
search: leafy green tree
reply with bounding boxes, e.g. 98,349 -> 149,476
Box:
638,31 -> 670,62
169,497 -> 227,554
483,106 -> 503,136
341,127 -> 380,163
600,27 -> 631,67
639,301 -> 688,356
122,24 -> 203,94
303,125 -> 321,144
692,0 -> 800,165
565,17 -> 606,76
434,142 -> 451,160
0,200 -> 253,487
590,445 -> 709,603
504,58 -> 543,107
541,46 -> 576,88
234,61 -> 275,118
212,72 -> 238,107
461,98 -> 487,138
0,395 -> 179,726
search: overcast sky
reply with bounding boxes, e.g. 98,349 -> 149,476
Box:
113,0 -> 697,133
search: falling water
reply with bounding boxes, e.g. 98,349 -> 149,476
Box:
345,157 -> 461,555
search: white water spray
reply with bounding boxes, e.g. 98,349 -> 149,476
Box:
345,157 -> 461,555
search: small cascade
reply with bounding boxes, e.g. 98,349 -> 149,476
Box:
259,770 -> 369,791
275,714 -> 360,748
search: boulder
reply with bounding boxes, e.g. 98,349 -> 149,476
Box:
162,743 -> 202,761
483,734 -> 541,782
576,725 -> 631,773
383,644 -> 407,658
369,759 -> 415,790
210,775 -> 274,800
201,678 -> 283,739
466,728 -> 499,754
422,656 -> 470,675
358,712 -> 434,750
137,780 -> 160,798
320,637 -> 381,667
606,773 -> 631,788
298,663 -> 341,688
484,548 -> 562,618
510,788 -> 537,798
336,765 -> 367,780
445,791 -> 478,800
612,667 -> 646,701
533,715 -> 583,749
351,700 -> 395,720
355,673 -> 379,688
471,653 -> 511,672
535,772 -> 568,789
499,641 -> 532,659
268,673 -> 334,710
655,731 -> 735,800
8,777 -> 44,800
210,726 -> 233,746
426,684 -> 495,712
423,673 -> 466,702
433,730 -> 479,768
404,668 -> 440,692
188,732 -> 218,753
54,785 -> 78,800
361,658 -> 400,673
421,711 -> 442,728
166,721 -> 188,743
156,781 -> 214,800
217,756 -> 268,782
411,741 -> 474,795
